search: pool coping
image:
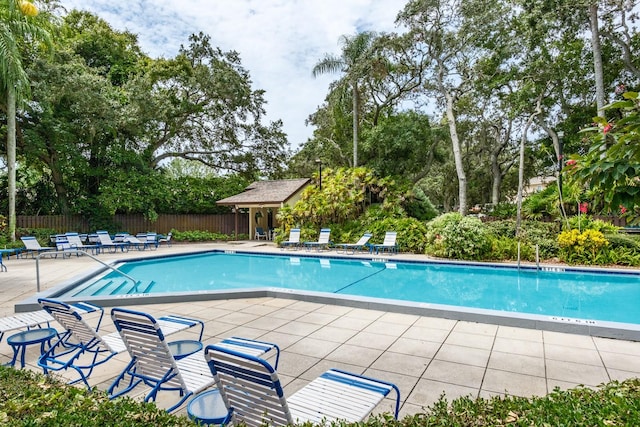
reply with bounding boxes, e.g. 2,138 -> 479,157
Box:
17,249 -> 640,341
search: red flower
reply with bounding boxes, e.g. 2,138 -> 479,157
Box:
565,159 -> 577,167
620,205 -> 627,214
603,123 -> 612,134
579,202 -> 588,214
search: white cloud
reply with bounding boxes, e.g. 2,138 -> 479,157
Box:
58,0 -> 405,149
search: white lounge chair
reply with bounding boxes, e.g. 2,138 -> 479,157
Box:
280,228 -> 301,250
96,231 -> 129,253
205,344 -> 400,426
158,232 -> 172,247
109,308 -> 280,412
304,228 -> 331,251
65,232 -> 101,255
370,231 -> 398,254
38,298 -> 204,390
20,236 -> 56,258
335,233 -> 372,254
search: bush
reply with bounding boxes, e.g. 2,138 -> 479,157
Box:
565,215 -> 620,233
557,229 -> 610,265
487,202 -> 516,219
489,235 -> 535,261
402,378 -> 640,426
0,366 -> 194,426
425,213 -> 491,261
170,229 -> 247,242
484,219 -> 560,260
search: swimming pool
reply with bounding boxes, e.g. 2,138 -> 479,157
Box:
54,251 -> 640,329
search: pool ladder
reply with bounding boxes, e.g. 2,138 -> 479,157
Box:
517,243 -> 540,271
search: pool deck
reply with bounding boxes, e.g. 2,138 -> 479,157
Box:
1,241 -> 640,419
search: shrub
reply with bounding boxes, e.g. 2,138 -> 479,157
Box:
0,366 -> 194,426
565,215 -> 620,233
170,229 -> 247,242
484,219 -> 560,260
487,202 -> 516,219
425,213 -> 491,260
489,235 -> 535,261
558,229 -> 610,265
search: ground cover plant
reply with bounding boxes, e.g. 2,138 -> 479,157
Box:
0,366 -> 195,426
2,366 -> 639,426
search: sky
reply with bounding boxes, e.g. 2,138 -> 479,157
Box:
58,0 -> 407,150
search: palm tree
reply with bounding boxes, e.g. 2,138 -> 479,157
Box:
312,31 -> 377,167
1,0 -> 51,241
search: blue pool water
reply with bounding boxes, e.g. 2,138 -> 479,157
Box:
63,252 -> 640,325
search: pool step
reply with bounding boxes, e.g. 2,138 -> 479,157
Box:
107,280 -> 156,295
73,279 -> 127,296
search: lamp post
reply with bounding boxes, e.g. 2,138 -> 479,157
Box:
557,130 -> 564,197
315,159 -> 322,190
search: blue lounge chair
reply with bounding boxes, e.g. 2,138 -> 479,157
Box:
96,231 -> 129,253
370,231 -> 398,254
20,236 -> 56,258
335,233 -> 372,254
205,344 -> 400,426
254,227 -> 268,240
109,308 -> 280,413
280,228 -> 301,250
37,298 -> 119,388
65,232 -> 101,255
158,232 -> 172,247
0,254 -> 5,272
304,228 -> 331,251
38,299 -> 205,390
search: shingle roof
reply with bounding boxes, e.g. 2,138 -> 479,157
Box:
216,178 -> 311,206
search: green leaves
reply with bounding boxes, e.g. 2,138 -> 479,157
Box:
568,92 -> 640,216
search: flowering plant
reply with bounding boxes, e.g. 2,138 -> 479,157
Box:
557,229 -> 609,265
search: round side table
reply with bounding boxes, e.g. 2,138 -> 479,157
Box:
6,328 -> 58,369
187,389 -> 231,426
168,339 -> 203,360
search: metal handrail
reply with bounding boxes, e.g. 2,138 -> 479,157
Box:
35,250 -> 138,292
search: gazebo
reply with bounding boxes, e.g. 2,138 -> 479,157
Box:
216,178 -> 310,240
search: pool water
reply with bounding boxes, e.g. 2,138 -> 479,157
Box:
66,252 -> 640,325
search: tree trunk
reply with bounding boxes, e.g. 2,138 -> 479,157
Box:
7,87 -> 17,242
516,99 -> 542,236
589,4 -> 606,118
444,91 -> 467,215
352,80 -> 359,167
490,149 -> 502,206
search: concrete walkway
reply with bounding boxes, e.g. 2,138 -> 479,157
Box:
1,241 -> 640,419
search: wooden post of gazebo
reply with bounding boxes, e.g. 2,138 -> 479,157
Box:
234,205 -> 238,240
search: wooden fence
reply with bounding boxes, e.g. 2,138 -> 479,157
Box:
17,213 -> 249,235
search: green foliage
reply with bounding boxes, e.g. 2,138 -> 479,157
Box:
361,212 -> 428,254
425,213 -> 492,261
277,167 -> 404,230
484,219 -> 560,260
403,185 -> 439,221
0,366 -> 194,426
488,203 -> 516,219
170,229 -> 246,242
570,92 -> 640,217
565,215 -> 620,233
489,236 -> 535,261
385,378 -> 640,426
3,365 -> 640,427
521,186 -> 558,220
